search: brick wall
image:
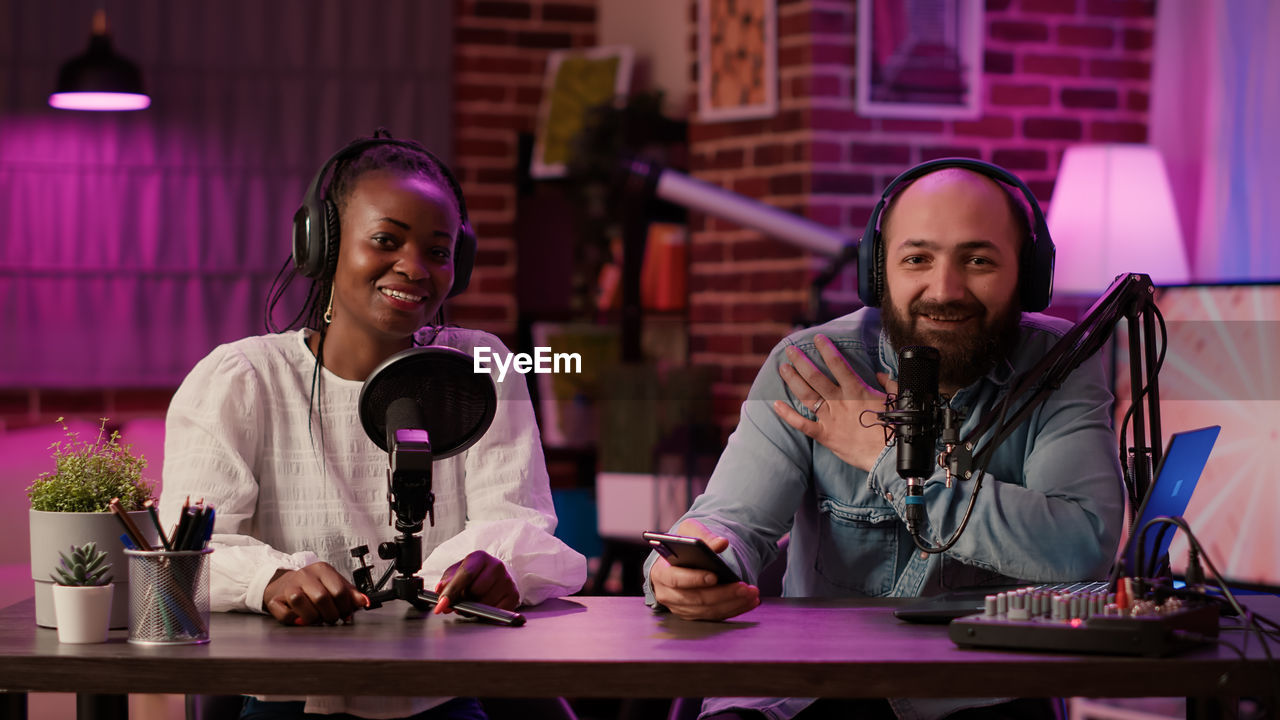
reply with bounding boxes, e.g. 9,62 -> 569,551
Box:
447,0 -> 599,341
687,0 -> 1155,437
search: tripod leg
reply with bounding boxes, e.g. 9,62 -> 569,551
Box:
364,589 -> 397,610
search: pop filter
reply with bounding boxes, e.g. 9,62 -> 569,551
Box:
358,346 -> 497,459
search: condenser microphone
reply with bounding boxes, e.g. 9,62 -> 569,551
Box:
384,396 -> 433,533
359,346 -> 498,532
895,346 -> 941,478
893,346 -> 940,536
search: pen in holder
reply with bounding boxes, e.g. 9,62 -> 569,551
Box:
125,548 -> 212,645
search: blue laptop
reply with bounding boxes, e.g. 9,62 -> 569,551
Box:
1114,424 -> 1221,582
895,425 -> 1221,623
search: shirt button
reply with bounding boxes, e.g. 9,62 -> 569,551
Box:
920,552 -> 929,560
885,492 -> 894,502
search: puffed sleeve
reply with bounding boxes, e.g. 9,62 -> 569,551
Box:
160,344 -> 316,613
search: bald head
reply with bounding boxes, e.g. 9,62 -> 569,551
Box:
878,166 -> 1029,391
881,167 -> 1028,258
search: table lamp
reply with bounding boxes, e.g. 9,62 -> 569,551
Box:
1047,144 -> 1189,296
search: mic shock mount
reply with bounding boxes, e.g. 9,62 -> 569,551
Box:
874,392 -> 965,485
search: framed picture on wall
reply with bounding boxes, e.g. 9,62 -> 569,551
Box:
856,0 -> 983,119
698,0 -> 778,122
531,46 -> 634,179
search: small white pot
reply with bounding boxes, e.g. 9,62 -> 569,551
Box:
51,584 -> 113,644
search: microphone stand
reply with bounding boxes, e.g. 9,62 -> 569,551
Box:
350,427 -> 525,626
933,273 -> 1164,554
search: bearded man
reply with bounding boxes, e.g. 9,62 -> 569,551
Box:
644,161 -> 1125,720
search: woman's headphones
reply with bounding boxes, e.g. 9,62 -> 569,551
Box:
856,157 -> 1055,312
292,135 -> 476,298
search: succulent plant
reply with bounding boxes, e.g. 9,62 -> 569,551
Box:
51,542 -> 114,587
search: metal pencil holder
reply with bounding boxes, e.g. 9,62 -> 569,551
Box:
125,548 -> 212,645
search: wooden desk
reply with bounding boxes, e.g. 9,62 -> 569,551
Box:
1,595 -> 1277,713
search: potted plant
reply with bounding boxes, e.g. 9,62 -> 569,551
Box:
27,418 -> 156,629
49,542 -> 114,643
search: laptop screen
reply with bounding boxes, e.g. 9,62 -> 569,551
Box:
1117,425 -> 1220,579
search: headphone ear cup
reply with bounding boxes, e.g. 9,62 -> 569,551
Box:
855,233 -> 884,309
857,208 -> 885,308
447,222 -> 477,298
1020,226 -> 1056,312
292,204 -> 316,278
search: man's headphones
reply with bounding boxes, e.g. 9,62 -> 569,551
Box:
292,135 -> 476,299
856,157 -> 1055,312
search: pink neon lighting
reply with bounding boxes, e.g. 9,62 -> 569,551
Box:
49,92 -> 151,111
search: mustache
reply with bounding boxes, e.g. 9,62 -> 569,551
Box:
908,299 -> 983,319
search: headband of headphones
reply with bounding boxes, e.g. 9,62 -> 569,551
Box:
856,157 -> 1055,312
292,134 -> 476,299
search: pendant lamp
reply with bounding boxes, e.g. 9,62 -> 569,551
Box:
49,9 -> 150,111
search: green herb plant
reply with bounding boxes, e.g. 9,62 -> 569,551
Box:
27,417 -> 153,512
51,541 -> 114,587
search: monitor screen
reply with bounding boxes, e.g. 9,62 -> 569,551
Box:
1114,283 -> 1280,591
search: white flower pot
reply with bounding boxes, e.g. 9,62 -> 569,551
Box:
29,509 -> 157,629
51,584 -> 113,643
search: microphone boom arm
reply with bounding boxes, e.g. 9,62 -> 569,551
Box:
946,273 -> 1163,508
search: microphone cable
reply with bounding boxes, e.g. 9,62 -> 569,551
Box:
1135,516 -> 1279,718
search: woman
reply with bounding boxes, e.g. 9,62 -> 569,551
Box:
161,131 -> 586,720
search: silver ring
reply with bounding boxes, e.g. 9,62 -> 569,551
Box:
811,398 -> 825,414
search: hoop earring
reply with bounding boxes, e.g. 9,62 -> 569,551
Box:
323,287 -> 334,324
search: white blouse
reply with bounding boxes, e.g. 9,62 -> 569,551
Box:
161,327 -> 586,718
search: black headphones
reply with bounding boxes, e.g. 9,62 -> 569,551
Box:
856,157 -> 1055,312
292,134 -> 476,299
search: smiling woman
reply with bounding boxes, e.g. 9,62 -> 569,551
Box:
156,131 -> 587,720
320,169 -> 461,378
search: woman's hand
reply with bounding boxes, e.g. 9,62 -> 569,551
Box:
434,550 -> 519,614
263,562 -> 369,626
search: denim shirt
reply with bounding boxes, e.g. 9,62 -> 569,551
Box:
643,308 -> 1125,720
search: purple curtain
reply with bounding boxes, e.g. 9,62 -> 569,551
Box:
0,0 -> 453,387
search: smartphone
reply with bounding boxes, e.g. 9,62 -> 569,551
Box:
643,531 -> 741,585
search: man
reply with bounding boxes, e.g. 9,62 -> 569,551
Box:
645,163 -> 1125,720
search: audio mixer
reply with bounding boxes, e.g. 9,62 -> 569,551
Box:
949,584 -> 1220,657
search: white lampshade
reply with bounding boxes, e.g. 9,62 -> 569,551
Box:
1047,144 -> 1189,296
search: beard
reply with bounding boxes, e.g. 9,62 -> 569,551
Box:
882,287 -> 1022,391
